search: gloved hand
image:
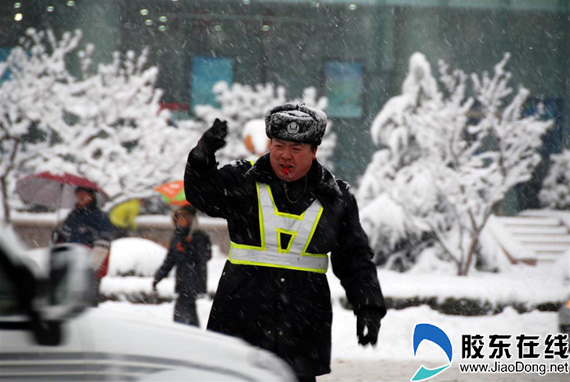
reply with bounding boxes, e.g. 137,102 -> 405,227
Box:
356,308 -> 382,347
152,280 -> 158,291
198,118 -> 228,154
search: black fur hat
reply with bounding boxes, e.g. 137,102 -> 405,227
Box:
265,103 -> 327,146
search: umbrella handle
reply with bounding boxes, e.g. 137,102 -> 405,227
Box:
56,183 -> 64,224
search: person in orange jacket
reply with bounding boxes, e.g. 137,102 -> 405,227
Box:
152,206 -> 212,326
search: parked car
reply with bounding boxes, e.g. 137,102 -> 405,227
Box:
0,225 -> 294,381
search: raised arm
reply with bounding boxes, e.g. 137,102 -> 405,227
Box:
153,239 -> 177,287
184,119 -> 232,218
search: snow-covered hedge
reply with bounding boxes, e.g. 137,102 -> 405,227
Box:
108,238 -> 167,277
100,237 -> 568,315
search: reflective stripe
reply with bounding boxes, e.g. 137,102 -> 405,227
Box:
229,182 -> 328,273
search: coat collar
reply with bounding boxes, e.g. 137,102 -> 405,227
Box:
245,153 -> 342,200
72,203 -> 98,214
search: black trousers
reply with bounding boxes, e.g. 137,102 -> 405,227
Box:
92,278 -> 101,307
174,293 -> 199,327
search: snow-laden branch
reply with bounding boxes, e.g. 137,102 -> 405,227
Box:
358,52 -> 553,275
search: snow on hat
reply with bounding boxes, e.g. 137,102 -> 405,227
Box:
265,103 -> 327,146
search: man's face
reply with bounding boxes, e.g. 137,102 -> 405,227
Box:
76,190 -> 94,208
269,139 -> 317,182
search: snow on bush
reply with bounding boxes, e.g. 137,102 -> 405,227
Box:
539,149 -> 570,210
108,237 -> 167,277
100,234 -> 567,313
358,52 -> 553,275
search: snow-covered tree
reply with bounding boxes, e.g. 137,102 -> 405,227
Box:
0,29 -> 82,221
539,149 -> 570,210
357,53 -> 440,268
358,52 -> 553,275
1,29 -> 204,221
29,46 -> 199,208
194,82 -> 336,168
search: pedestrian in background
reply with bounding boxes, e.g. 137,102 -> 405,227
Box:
153,205 -> 212,326
184,104 -> 386,381
109,198 -> 143,238
59,186 -> 115,305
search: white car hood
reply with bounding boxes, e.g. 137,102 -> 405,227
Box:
1,308 -> 294,381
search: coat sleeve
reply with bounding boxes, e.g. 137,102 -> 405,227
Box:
95,210 -> 116,242
184,147 -> 250,219
59,211 -> 75,240
154,238 -> 177,283
330,182 -> 387,317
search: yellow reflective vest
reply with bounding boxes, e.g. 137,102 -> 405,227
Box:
229,182 -> 329,273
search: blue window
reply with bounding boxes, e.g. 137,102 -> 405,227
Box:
0,48 -> 12,82
324,61 -> 363,118
191,56 -> 234,112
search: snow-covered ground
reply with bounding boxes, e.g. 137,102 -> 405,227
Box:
100,237 -> 569,365
100,296 -> 559,362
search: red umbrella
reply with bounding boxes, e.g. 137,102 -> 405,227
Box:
15,171 -> 109,209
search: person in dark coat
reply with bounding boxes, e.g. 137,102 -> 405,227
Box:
59,186 -> 115,305
184,104 -> 386,381
152,206 -> 212,327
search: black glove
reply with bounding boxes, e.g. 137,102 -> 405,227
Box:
356,308 -> 382,346
198,118 -> 228,154
152,280 -> 158,291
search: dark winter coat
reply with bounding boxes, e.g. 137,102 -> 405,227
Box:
185,151 -> 386,377
61,203 -> 115,247
154,229 -> 212,296
60,202 -> 115,280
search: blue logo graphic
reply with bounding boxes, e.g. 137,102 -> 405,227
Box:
411,323 -> 453,381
